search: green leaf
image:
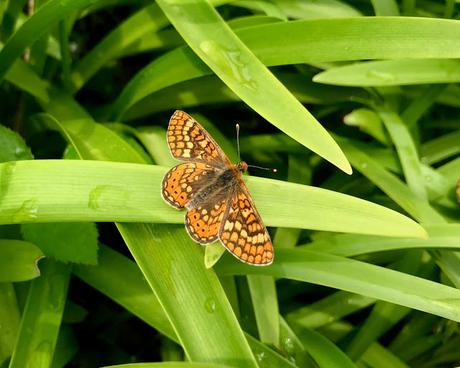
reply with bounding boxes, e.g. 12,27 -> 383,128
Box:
272,0 -> 362,18
293,326 -> 357,368
114,17 -> 460,120
306,224 -> 460,257
0,159 -> 426,238
70,4 -> 169,92
370,0 -> 399,15
9,259 -> 70,368
0,0 -> 100,82
74,245 -> 298,368
0,125 -> 33,162
21,223 -> 98,265
421,130 -> 460,165
247,275 -> 279,347
286,291 -> 375,329
0,283 -> 20,365
156,0 -> 352,174
343,108 -> 388,145
45,112 -> 259,365
0,239 -> 44,282
314,59 -> 460,86
102,363 -> 235,368
216,248 -> 460,322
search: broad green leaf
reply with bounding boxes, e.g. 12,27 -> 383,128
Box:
21,223 -> 98,265
0,125 -> 33,162
0,239 -> 44,282
216,248 -> 460,322
314,59 -> 460,86
156,0 -> 352,174
0,160 -> 426,238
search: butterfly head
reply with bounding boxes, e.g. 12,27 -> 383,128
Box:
237,161 -> 248,173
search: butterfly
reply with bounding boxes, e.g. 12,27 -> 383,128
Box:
161,110 -> 274,266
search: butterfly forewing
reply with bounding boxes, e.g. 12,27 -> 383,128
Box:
167,110 -> 230,167
219,184 -> 273,265
161,162 -> 219,209
162,110 -> 274,266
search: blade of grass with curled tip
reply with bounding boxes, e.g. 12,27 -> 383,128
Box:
156,0 -> 352,174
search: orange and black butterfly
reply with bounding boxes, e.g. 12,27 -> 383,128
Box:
161,110 -> 274,266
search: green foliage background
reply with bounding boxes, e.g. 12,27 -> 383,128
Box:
0,0 -> 460,367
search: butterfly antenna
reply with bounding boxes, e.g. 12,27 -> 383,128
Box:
236,123 -> 241,162
247,164 -> 277,173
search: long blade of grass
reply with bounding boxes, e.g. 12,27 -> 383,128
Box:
8,259 -> 70,368
0,159 -> 426,238
112,17 -> 460,119
156,0 -> 352,174
293,326 -> 357,368
74,245 -> 298,368
0,284 -> 20,365
306,224 -> 460,256
216,248 -> 460,322
313,59 -> 460,86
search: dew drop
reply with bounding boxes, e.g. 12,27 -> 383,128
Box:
283,337 -> 295,354
256,351 -> 265,362
204,298 -> 216,313
13,198 -> 39,222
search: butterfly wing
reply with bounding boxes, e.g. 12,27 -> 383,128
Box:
161,162 -> 219,209
185,199 -> 228,244
167,110 -> 231,167
219,181 -> 274,266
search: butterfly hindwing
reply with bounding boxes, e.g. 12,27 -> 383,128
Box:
185,199 -> 228,244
